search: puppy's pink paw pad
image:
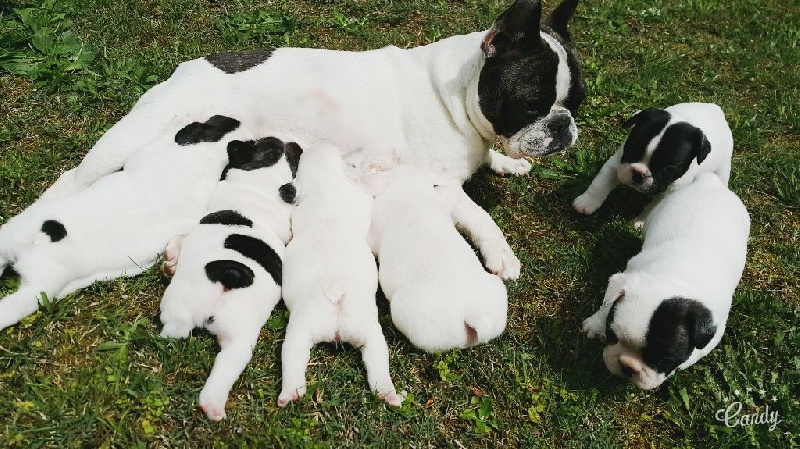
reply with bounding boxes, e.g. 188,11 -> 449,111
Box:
379,390 -> 405,407
573,194 -> 601,215
200,402 -> 226,421
277,388 -> 305,407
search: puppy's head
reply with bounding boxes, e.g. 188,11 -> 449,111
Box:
223,137 -> 302,179
617,108 -> 712,194
602,275 -> 718,389
479,0 -> 586,158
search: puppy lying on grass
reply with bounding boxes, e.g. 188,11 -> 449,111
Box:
279,145 -> 402,407
0,115 -> 243,331
583,173 -> 750,389
159,137 -> 301,421
366,165 -> 514,353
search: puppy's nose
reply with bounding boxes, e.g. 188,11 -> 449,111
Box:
632,171 -> 645,184
620,363 -> 634,378
619,356 -> 641,378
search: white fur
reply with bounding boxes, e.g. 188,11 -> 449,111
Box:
158,147 -> 294,420
0,119 -> 250,330
368,165 -> 510,353
279,145 -> 402,407
583,173 -> 750,389
573,102 -> 733,216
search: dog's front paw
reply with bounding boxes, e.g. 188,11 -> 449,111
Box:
573,193 -> 602,215
582,315 -> 606,340
483,242 -> 521,281
379,389 -> 405,407
277,386 -> 307,407
199,392 -> 228,422
496,157 -> 533,176
633,215 -> 646,229
160,321 -> 192,339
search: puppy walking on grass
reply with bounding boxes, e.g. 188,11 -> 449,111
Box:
158,137 -> 301,421
278,145 -> 402,408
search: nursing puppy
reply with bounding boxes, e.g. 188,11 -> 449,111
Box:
279,145 -> 402,407
582,173 -> 750,389
35,0 -> 584,207
159,137 -> 300,421
573,103 -> 733,217
0,115 -> 244,330
367,165 -> 511,353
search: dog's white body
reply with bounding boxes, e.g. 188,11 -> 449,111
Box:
0,119 -> 246,330
158,143 -> 294,420
368,166 -> 510,353
279,145 -> 402,407
583,173 -> 749,389
573,102 -> 733,216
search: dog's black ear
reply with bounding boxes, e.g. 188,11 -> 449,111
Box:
482,0 -> 543,58
693,129 -> 712,164
685,301 -> 716,350
543,0 -> 579,42
283,142 -> 304,178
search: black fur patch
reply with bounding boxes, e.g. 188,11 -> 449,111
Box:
205,259 -> 255,290
283,142 -> 304,177
647,123 -> 710,193
222,137 -> 285,179
41,220 -> 67,242
200,210 -> 253,227
175,115 -> 240,146
206,49 -> 273,74
206,316 -> 215,325
279,183 -> 297,204
642,297 -> 717,374
620,109 -> 672,163
224,234 -> 282,285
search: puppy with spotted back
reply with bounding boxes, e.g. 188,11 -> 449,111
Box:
366,165 -> 513,353
34,0 -> 584,204
582,173 -> 749,389
278,144 -> 403,408
0,115 -> 245,330
573,103 -> 733,219
158,137 -> 301,421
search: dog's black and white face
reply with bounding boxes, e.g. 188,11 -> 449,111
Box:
617,108 -> 712,194
603,290 -> 717,389
478,0 -> 585,157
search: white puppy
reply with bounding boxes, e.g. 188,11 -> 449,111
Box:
582,173 -> 750,389
158,137 -> 300,421
278,145 -> 402,407
367,165 -> 512,353
573,102 -> 733,218
0,115 -> 245,330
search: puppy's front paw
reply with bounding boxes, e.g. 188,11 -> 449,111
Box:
573,193 -> 602,215
633,215 -> 646,229
379,389 -> 405,407
582,315 -> 605,340
200,400 -> 227,421
494,157 -> 532,176
160,322 -> 192,339
277,386 -> 306,407
483,242 -> 521,281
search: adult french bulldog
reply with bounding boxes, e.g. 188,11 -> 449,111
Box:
573,103 -> 733,217
582,173 -> 750,389
35,0 -> 585,204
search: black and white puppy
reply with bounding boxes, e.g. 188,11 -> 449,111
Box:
582,173 -> 749,389
573,103 -> 733,217
34,0 -> 584,206
159,137 -> 301,421
0,116 -> 245,330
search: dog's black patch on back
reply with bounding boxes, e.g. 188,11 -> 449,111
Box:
224,234 -> 282,285
647,123 -> 709,193
283,142 -> 304,177
620,109 -> 671,163
175,115 -> 240,146
642,296 -> 717,374
206,49 -> 273,74
279,183 -> 296,204
205,259 -> 254,290
41,220 -> 67,242
200,210 -> 253,227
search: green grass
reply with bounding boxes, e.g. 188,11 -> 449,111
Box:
1,0 -> 798,447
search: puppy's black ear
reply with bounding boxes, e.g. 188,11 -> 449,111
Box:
482,0 -> 543,58
693,129 -> 712,164
686,301 -> 716,350
284,142 -> 304,178
543,0 -> 578,42
623,109 -> 651,128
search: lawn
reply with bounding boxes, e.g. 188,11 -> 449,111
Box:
0,0 -> 798,447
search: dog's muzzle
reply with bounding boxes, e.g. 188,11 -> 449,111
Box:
506,107 -> 578,158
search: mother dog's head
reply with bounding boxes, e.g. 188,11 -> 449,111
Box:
479,0 -> 585,157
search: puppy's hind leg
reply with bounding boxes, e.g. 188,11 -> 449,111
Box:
0,257 -> 70,330
198,332 -> 258,421
277,318 -> 314,407
161,234 -> 187,277
359,323 -> 403,407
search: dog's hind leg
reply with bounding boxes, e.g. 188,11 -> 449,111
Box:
277,318 -> 314,407
359,323 -> 403,407
198,332 -> 258,421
